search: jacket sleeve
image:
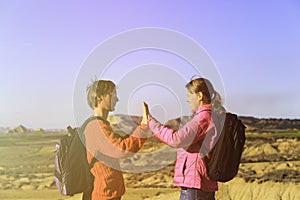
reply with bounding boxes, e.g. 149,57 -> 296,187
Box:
85,120 -> 148,159
148,114 -> 210,148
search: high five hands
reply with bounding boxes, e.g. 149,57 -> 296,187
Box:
141,102 -> 150,126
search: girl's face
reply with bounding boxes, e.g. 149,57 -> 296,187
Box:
186,90 -> 201,113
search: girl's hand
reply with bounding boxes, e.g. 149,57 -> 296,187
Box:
141,102 -> 150,125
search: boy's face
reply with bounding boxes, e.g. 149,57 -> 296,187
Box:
101,89 -> 119,111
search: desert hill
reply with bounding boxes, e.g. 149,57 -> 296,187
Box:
239,116 -> 300,132
0,115 -> 299,199
0,125 -> 46,134
108,114 -> 300,133
0,127 -> 11,133
7,125 -> 28,133
1,114 -> 299,135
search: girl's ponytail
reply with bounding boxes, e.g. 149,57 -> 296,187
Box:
211,91 -> 225,115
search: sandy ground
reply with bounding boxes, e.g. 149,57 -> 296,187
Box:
1,128 -> 300,200
0,188 -> 179,200
0,180 -> 299,200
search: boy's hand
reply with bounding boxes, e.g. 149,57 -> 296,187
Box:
141,102 -> 150,125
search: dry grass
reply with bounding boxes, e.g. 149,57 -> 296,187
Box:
0,130 -> 299,199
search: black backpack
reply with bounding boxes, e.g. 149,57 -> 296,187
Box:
54,116 -> 102,196
204,112 -> 246,182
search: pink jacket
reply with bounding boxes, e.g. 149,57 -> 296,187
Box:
148,104 -> 218,192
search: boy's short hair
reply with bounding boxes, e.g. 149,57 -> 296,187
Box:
86,80 -> 116,109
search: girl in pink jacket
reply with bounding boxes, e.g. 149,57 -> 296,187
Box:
147,78 -> 225,200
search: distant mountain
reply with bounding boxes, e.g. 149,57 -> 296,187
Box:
7,125 -> 28,133
239,116 -> 300,132
1,115 -> 299,134
165,116 -> 300,133
108,114 -> 300,133
0,127 -> 11,133
108,115 -> 142,136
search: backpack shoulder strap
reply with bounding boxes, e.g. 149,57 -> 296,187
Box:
80,116 -> 108,169
89,157 -> 97,170
81,116 -> 108,130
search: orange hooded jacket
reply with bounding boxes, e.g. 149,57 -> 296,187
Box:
84,118 -> 147,200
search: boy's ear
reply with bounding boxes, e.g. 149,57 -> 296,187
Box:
94,96 -> 103,108
97,96 -> 103,101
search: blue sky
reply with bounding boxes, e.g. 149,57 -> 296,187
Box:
1,0 -> 299,129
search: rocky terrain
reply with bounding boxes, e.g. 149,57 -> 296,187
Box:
2,114 -> 300,134
0,115 -> 299,199
108,114 -> 300,133
239,116 -> 300,132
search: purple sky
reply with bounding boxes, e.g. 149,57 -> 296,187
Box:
1,1 -> 300,128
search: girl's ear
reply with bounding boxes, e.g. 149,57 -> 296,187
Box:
196,92 -> 203,101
